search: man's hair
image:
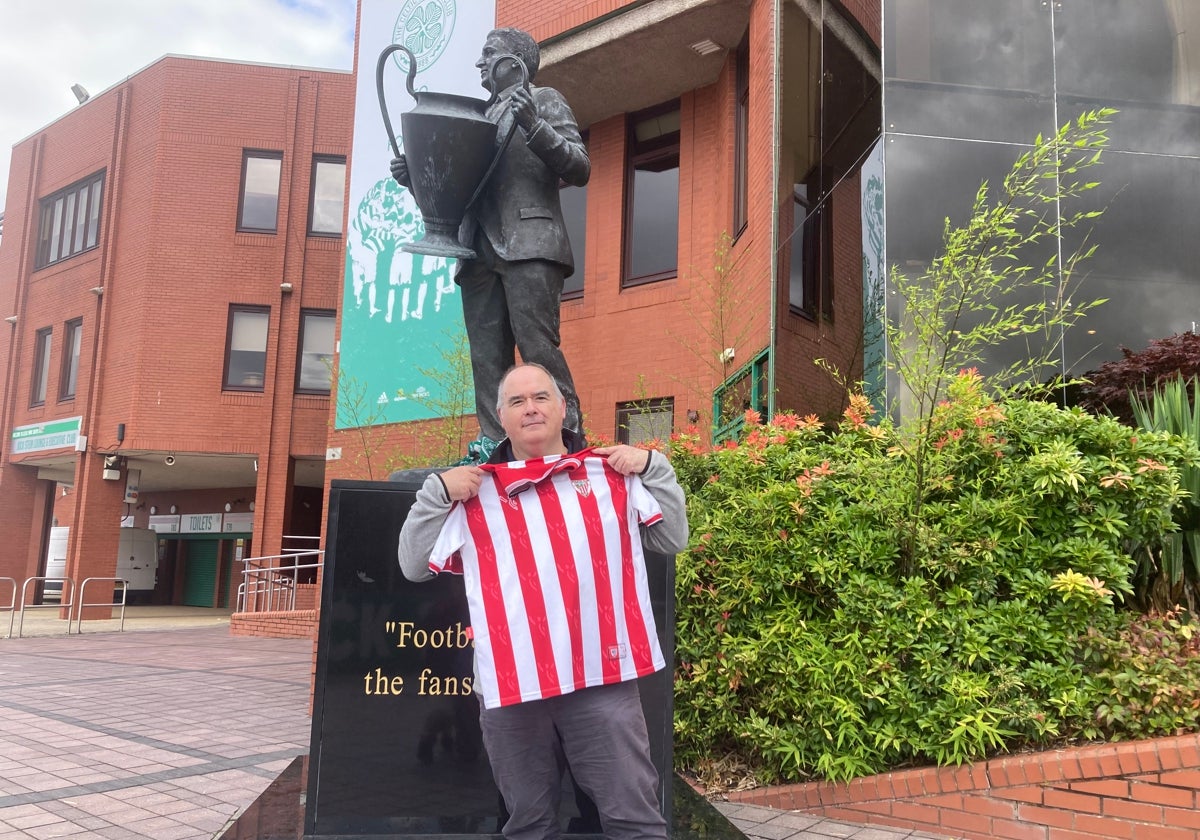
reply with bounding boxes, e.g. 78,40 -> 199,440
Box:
496,363 -> 563,412
490,28 -> 540,81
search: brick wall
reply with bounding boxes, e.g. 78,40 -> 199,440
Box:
726,733 -> 1200,840
230,608 -> 317,640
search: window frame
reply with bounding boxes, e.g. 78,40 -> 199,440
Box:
308,155 -> 347,238
622,102 -> 682,288
31,327 -> 53,407
616,397 -> 675,446
59,318 -> 83,401
222,305 -> 271,392
733,32 -> 751,239
35,171 -> 104,269
237,150 -> 283,233
295,309 -> 336,395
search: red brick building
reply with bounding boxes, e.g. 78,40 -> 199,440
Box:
0,56 -> 353,611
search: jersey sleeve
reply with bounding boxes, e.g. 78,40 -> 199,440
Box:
628,474 -> 664,527
428,503 -> 467,575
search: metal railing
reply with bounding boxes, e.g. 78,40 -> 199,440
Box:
16,577 -> 76,638
74,578 -> 128,634
1,577 -> 15,639
236,549 -> 323,614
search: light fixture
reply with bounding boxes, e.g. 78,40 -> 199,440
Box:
71,83 -> 90,104
3,316 -> 15,324
279,282 -> 293,293
225,502 -> 233,512
169,505 -> 177,515
149,505 -> 157,515
89,286 -> 104,296
689,39 -> 722,56
248,501 -> 255,512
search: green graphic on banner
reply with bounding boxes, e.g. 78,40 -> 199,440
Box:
393,0 -> 457,72
338,177 -> 466,429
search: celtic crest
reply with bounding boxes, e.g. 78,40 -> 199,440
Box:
392,0 -> 457,73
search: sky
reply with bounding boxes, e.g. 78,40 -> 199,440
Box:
0,0 -> 359,213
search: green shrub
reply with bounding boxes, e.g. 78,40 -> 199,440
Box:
671,371 -> 1197,784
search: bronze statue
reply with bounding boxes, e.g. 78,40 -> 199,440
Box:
389,28 -> 589,451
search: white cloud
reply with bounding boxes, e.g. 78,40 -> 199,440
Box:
0,0 -> 357,211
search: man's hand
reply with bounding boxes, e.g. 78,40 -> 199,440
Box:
509,87 -> 537,132
390,155 -> 412,189
440,465 -> 485,501
594,445 -> 651,476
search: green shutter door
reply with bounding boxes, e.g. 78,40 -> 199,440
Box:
182,541 -> 219,607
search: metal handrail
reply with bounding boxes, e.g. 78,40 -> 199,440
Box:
1,577 -> 15,639
17,577 -> 76,638
237,549 -> 323,614
74,578 -> 128,634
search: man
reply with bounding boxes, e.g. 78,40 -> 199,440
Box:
391,28 -> 589,451
398,363 -> 688,840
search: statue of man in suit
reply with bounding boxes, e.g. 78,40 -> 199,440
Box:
392,28 -> 589,451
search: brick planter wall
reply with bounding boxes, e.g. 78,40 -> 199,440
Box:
726,733 -> 1200,839
229,609 -> 317,640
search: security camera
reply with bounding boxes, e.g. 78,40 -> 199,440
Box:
164,455 -> 176,466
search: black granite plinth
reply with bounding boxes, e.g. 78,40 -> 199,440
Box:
220,757 -> 747,840
304,479 -> 678,837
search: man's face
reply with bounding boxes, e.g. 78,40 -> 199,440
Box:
475,33 -> 523,92
498,366 -> 567,460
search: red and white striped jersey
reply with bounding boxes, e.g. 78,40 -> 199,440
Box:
428,449 -> 666,709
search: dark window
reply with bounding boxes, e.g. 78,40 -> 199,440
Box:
309,156 -> 347,237
733,33 -> 750,238
296,310 -> 335,394
31,327 -> 52,406
35,171 -> 104,269
616,397 -> 674,445
788,182 -> 833,319
60,319 -> 82,400
560,132 -> 589,300
623,103 -> 680,286
238,151 -> 283,232
223,306 -> 270,391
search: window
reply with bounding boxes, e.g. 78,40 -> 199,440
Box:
623,103 -> 680,286
788,182 -> 833,319
31,327 -> 52,406
616,397 -> 674,445
309,156 -> 346,236
238,151 -> 283,232
223,306 -> 270,391
36,171 -> 104,269
297,310 -> 335,394
60,319 -> 82,400
733,33 -> 750,238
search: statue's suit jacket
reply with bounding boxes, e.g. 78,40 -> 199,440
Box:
459,84 -> 590,272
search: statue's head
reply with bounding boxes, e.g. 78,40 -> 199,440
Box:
477,27 -> 539,89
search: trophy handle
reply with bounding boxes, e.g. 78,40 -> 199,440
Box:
466,53 -> 529,212
376,44 -> 418,160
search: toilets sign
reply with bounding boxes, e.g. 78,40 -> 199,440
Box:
181,513 -> 224,534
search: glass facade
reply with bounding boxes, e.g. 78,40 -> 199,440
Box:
883,0 -> 1200,395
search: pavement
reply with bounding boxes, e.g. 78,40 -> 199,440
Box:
0,610 -> 957,840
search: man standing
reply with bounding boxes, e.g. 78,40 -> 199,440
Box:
392,28 -> 588,451
398,363 -> 688,840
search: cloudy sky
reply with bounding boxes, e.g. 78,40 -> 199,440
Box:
0,0 -> 359,212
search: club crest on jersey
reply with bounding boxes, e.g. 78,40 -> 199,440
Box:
572,479 -> 592,498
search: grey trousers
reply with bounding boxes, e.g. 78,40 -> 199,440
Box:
478,681 -> 667,840
456,244 -> 581,443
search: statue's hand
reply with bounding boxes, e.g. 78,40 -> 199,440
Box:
509,87 -> 537,132
390,155 -> 412,189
